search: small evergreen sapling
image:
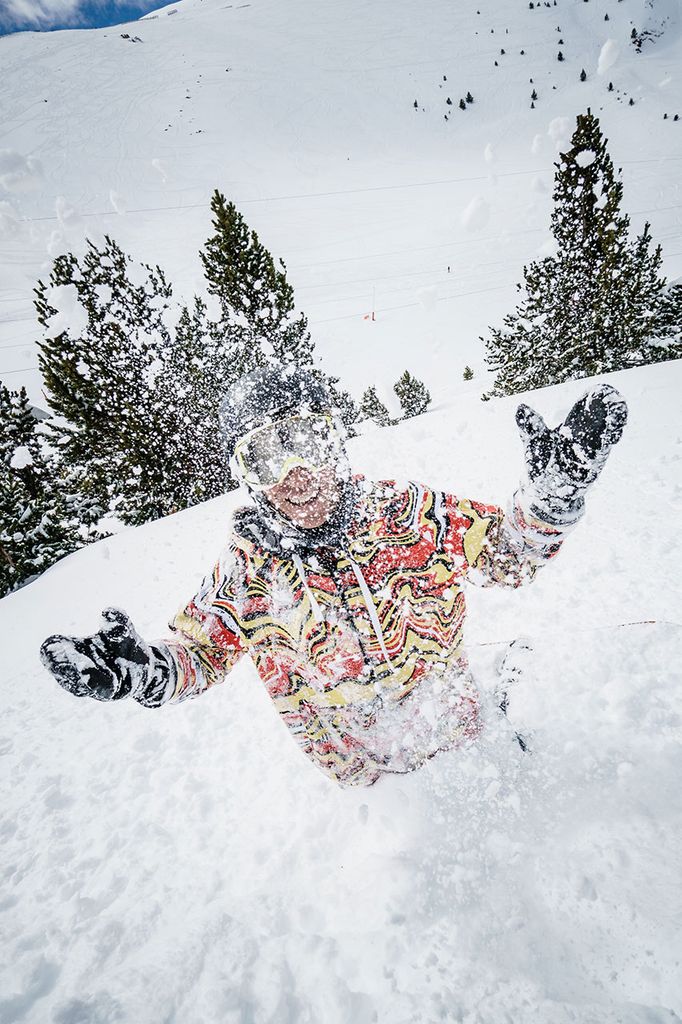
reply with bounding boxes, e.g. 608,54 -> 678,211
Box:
393,371 -> 431,418
360,387 -> 393,427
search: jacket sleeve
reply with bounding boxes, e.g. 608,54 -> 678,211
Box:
441,487 -> 580,589
164,546 -> 247,702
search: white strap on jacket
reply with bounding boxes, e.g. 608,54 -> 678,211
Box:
348,558 -> 394,671
292,554 -> 325,623
292,552 -> 394,671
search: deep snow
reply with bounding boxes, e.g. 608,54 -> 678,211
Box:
2,360 -> 681,1022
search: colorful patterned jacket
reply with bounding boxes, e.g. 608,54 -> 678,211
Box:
152,479 -> 573,786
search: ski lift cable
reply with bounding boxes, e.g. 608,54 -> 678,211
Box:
17,162 -> 682,224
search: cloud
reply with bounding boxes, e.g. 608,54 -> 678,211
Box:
0,0 -> 154,33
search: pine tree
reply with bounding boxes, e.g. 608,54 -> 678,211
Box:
459,98 -> 466,110
35,236 -> 180,526
580,68 -> 587,82
200,190 -> 313,373
466,91 -> 474,104
153,295 -> 236,510
482,109 -> 682,396
360,387 -> 393,427
0,384 -> 83,595
393,371 -> 431,418
557,50 -> 564,61
326,376 -> 361,437
463,365 -> 474,381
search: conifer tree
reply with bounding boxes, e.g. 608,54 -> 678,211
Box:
0,384 -> 82,595
463,365 -> 474,381
153,295 -> 236,509
482,110 -> 682,396
325,376 -> 361,437
35,236 -> 179,525
360,387 -> 393,427
393,371 -> 431,418
200,190 -> 313,374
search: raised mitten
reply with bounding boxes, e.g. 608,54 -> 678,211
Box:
516,383 -> 628,523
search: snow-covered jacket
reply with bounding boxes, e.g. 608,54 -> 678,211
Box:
156,478 -> 572,786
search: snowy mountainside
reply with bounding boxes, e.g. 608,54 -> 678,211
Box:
1,0 -> 681,403
1,359 -> 681,1022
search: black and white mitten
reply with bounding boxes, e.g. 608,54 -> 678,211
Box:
515,383 -> 628,525
40,608 -> 176,708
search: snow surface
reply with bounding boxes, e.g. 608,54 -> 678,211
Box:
9,444 -> 32,469
2,359 -> 681,1023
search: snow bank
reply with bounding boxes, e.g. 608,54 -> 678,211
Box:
1,360 -> 681,1022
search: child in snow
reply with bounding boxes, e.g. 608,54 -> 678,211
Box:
40,366 -> 627,786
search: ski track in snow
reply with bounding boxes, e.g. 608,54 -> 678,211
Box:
1,361 -> 681,1022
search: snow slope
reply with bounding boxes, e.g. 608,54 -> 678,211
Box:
1,0 -> 681,405
1,359 -> 681,1023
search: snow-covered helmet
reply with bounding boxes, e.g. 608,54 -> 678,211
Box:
219,363 -> 350,495
219,364 -> 332,451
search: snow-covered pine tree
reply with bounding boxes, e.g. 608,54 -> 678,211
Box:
393,371 -> 431,418
360,387 -> 393,427
0,384 -> 82,596
325,376 -> 361,437
463,365 -> 474,380
154,295 -> 237,509
482,109 -> 682,396
35,236 -> 180,525
200,190 -> 314,374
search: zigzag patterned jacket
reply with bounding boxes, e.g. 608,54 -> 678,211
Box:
153,478 -> 573,787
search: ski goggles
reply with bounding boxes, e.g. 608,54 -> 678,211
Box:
233,413 -> 342,490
